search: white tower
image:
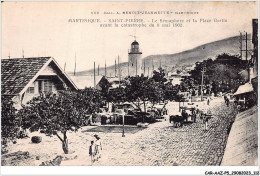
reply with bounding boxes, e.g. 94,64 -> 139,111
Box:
128,40 -> 142,76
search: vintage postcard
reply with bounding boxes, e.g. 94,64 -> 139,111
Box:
1,1 -> 259,175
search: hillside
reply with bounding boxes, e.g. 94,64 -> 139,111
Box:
71,35 -> 246,77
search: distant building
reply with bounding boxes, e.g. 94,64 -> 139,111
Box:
1,57 -> 78,109
128,40 -> 142,76
107,77 -> 121,90
70,75 -> 107,90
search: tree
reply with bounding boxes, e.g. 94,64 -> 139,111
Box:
151,68 -> 169,102
1,96 -> 20,153
107,87 -> 126,104
99,77 -> 111,102
151,67 -> 168,84
18,89 -> 102,154
124,75 -> 163,112
182,54 -> 248,94
164,82 -> 179,101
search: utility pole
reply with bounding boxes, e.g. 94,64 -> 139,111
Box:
240,32 -> 242,59
240,32 -> 253,82
152,58 -> 154,77
118,56 -> 121,86
128,61 -> 129,77
94,61 -> 96,89
201,65 -> 206,101
8,52 -> 10,59
98,64 -> 100,76
22,49 -> 24,58
64,62 -> 66,72
240,32 -> 253,60
105,60 -> 107,77
115,59 -> 117,77
246,32 -> 248,61
144,59 -> 146,75
74,53 -> 76,76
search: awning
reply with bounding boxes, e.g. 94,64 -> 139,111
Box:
233,82 -> 254,95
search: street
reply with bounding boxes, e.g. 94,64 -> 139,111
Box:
89,98 -> 237,166
4,97 -> 237,166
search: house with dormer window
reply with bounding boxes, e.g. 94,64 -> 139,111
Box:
1,57 -> 78,109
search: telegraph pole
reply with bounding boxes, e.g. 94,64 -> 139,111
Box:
94,61 -> 96,89
201,65 -> 206,101
105,60 -> 107,77
152,58 -> 154,77
74,53 -> 76,76
64,62 -> 66,72
118,56 -> 121,85
128,61 -> 129,77
240,32 -> 253,60
98,64 -> 100,76
115,59 -> 117,77
246,32 -> 248,61
144,59 -> 146,75
239,32 -> 253,82
240,32 -> 243,59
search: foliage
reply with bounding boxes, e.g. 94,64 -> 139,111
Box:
107,87 -> 126,103
99,77 -> 111,101
124,70 -> 177,112
182,53 -> 248,94
1,96 -> 20,154
17,89 -> 102,154
1,96 -> 20,141
151,67 -> 168,84
124,75 -> 151,111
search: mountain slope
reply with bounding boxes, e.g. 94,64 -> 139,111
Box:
72,35 -> 245,77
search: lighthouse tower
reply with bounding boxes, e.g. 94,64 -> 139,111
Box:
128,40 -> 142,76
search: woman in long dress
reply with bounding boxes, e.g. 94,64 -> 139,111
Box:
94,134 -> 102,160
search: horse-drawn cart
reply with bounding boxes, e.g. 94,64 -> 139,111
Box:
169,104 -> 197,128
169,115 -> 184,128
199,108 -> 213,121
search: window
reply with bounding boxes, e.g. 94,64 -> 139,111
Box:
44,80 -> 53,92
26,87 -> 34,94
38,80 -> 42,93
26,83 -> 35,94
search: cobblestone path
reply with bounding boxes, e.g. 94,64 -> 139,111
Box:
94,98 -> 237,166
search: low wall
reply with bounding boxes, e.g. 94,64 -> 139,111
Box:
221,106 -> 258,166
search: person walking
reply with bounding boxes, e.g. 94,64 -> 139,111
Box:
203,114 -> 209,130
207,96 -> 210,105
94,134 -> 102,160
181,109 -> 189,122
89,141 -> 95,164
226,97 -> 230,107
192,106 -> 197,123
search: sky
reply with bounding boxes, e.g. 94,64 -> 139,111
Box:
1,1 -> 258,72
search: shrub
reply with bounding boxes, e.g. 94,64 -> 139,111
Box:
31,136 -> 42,143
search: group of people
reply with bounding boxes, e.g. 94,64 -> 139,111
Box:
181,104 -> 211,131
89,134 -> 102,164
